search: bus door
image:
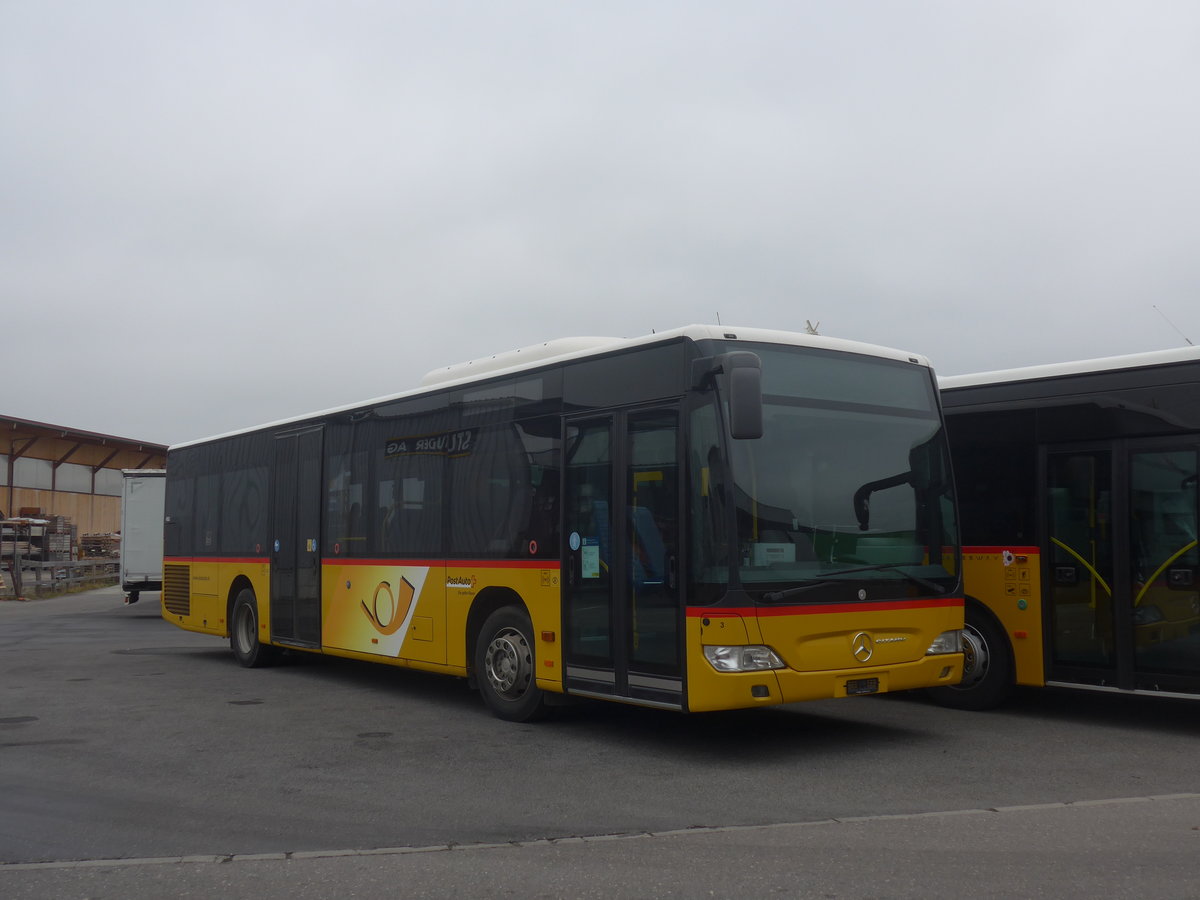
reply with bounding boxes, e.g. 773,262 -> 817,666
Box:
563,407 -> 683,708
270,426 -> 323,647
1045,440 -> 1200,692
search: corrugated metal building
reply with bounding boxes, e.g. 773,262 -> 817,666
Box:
2,415 -> 168,535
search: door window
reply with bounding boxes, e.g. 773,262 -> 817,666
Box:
1130,449 -> 1199,674
1047,451 -> 1114,668
565,420 -> 614,665
627,411 -> 679,674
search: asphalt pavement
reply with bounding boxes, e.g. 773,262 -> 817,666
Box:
4,793 -> 1199,899
2,585 -> 1198,899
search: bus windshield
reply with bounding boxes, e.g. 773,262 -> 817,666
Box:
703,344 -> 959,601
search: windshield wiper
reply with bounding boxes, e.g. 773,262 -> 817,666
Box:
761,564 -> 949,603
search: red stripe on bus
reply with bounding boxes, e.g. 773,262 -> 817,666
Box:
163,556 -> 268,565
962,546 -> 1040,555
322,558 -> 559,570
164,555 -> 558,569
687,597 -> 964,618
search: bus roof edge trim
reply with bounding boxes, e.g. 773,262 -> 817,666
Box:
940,344 -> 1200,391
420,336 -> 621,387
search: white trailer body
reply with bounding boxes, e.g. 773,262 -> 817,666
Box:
120,469 -> 165,603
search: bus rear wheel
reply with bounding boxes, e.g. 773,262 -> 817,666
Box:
230,588 -> 279,668
928,604 -> 1013,710
475,607 -> 547,722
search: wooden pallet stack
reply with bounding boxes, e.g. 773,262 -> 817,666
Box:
80,533 -> 120,558
1,515 -> 79,563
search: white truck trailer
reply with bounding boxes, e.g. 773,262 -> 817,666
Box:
120,469 -> 165,604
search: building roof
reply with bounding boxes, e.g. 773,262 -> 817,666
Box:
1,414 -> 168,472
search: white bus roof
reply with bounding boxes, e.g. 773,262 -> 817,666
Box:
419,324 -> 930,388
940,345 -> 1200,392
171,324 -> 932,450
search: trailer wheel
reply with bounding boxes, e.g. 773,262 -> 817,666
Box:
475,607 -> 547,721
230,588 -> 279,668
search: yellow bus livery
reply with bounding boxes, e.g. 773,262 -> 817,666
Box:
163,325 -> 964,720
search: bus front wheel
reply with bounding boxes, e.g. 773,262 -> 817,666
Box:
230,588 -> 279,668
475,607 -> 547,722
928,604 -> 1013,710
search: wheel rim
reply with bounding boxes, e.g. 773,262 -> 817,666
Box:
955,623 -> 990,690
483,626 -> 533,700
235,604 -> 255,656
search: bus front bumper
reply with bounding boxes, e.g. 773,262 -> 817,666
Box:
687,652 -> 964,712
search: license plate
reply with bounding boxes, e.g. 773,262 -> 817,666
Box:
845,678 -> 879,696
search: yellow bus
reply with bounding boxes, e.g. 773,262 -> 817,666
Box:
934,346 -> 1200,708
162,325 -> 964,720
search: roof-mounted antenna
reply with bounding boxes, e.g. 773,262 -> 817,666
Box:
805,320 -> 820,335
716,312 -> 722,326
1153,305 -> 1194,346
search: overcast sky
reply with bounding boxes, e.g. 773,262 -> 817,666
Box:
4,1 -> 1199,446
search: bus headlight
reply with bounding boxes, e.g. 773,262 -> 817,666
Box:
703,645 -> 785,672
925,629 -> 963,655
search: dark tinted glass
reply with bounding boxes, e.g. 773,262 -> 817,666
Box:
563,343 -> 686,411
945,409 -> 1038,546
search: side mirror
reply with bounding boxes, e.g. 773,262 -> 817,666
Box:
727,359 -> 763,439
909,437 -> 952,494
693,351 -> 763,439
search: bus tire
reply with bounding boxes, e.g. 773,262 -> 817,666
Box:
927,603 -> 1013,710
475,607 -> 547,722
230,588 -> 279,668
